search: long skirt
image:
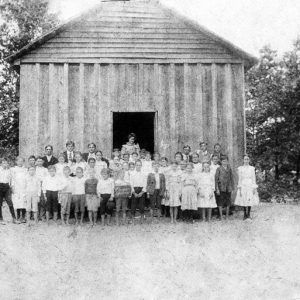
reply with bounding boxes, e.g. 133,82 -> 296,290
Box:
181,186 -> 197,210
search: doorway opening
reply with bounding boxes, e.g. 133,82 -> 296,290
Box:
113,112 -> 156,154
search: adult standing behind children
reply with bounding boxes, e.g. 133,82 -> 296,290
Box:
42,145 -> 58,168
121,133 -> 140,157
82,143 -> 109,166
196,142 -> 211,164
63,141 -> 76,164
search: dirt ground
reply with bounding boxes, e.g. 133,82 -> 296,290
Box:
1,203 -> 300,300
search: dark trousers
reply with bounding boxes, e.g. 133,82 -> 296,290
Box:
45,190 -> 59,213
38,193 -> 46,219
0,183 -> 16,220
149,189 -> 162,210
100,194 -> 113,216
131,187 -> 145,216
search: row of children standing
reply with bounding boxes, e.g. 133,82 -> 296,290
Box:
0,140 -> 259,225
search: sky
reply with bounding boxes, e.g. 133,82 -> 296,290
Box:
48,0 -> 300,57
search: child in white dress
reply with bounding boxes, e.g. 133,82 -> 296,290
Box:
166,162 -> 181,223
181,163 -> 198,222
197,163 -> 217,222
11,157 -> 27,222
141,152 -> 153,174
192,153 -> 202,175
235,155 -> 259,219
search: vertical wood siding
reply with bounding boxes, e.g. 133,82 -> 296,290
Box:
19,62 -> 245,169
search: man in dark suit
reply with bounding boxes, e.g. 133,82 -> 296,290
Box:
82,143 -> 109,167
42,145 -> 58,168
182,145 -> 193,163
63,141 -> 76,164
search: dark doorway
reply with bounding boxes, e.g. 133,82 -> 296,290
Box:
113,112 -> 155,153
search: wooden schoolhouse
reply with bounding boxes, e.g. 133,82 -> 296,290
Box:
8,0 -> 257,167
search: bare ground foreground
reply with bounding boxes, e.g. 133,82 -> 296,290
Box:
1,203 -> 300,300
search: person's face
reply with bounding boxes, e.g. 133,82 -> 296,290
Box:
89,172 -> 95,179
17,158 -> 24,167
192,155 -> 199,163
154,154 -> 160,161
63,168 -> 70,177
102,172 -> 109,180
222,159 -> 228,167
186,165 -> 193,173
180,162 -> 187,171
153,164 -> 159,173
45,147 -> 52,156
129,164 -> 135,171
212,156 -> 219,165
113,150 -> 120,157
49,169 -> 56,177
200,143 -> 207,151
28,167 -> 35,176
183,147 -> 190,155
140,152 -> 146,159
28,158 -> 35,166
58,156 -> 65,164
171,163 -> 177,171
214,145 -> 221,152
122,163 -> 129,171
88,144 -> 96,153
203,163 -> 210,173
145,153 -> 151,161
114,157 -> 120,165
132,154 -> 138,161
123,154 -> 129,162
36,159 -> 44,167
2,160 -> 9,169
129,137 -> 135,144
75,154 -> 82,162
66,144 -> 74,152
175,154 -> 182,163
96,152 -> 103,161
244,156 -> 250,165
89,160 -> 96,168
136,162 -> 142,171
161,159 -> 167,167
76,169 -> 83,178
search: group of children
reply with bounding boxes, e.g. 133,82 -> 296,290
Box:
0,140 -> 259,226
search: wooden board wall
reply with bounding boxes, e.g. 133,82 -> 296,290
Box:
19,62 -> 245,168
20,1 -> 242,64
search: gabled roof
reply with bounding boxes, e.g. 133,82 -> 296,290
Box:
7,0 -> 258,67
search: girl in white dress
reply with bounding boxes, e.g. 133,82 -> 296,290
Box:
166,161 -> 181,223
11,157 -> 27,222
197,163 -> 217,222
181,163 -> 198,222
235,155 -> 259,219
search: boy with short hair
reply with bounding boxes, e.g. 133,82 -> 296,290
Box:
24,166 -> 41,225
72,167 -> 86,225
147,162 -> 166,221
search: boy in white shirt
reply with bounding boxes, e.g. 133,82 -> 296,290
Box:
24,166 -> 41,225
130,160 -> 147,223
72,167 -> 86,225
59,166 -> 73,225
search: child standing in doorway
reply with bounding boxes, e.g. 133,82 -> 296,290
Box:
215,156 -> 234,220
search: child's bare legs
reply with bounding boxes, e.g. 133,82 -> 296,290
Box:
116,209 -> 120,225
170,207 -> 174,223
74,212 -> 78,224
218,207 -> 223,220
174,207 -> 178,223
80,211 -> 84,225
88,211 -> 93,225
207,209 -> 212,222
225,206 -> 229,220
201,208 -> 206,221
66,214 -> 70,225
101,215 -> 105,226
107,214 -> 111,225
93,211 -> 98,225
61,212 -> 65,225
26,211 -> 31,226
53,212 -> 58,222
46,211 -> 50,224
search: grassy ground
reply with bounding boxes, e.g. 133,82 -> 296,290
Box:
1,203 -> 300,300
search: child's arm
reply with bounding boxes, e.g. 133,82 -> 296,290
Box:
215,168 -> 220,195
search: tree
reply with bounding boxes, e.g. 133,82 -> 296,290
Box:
245,42 -> 300,180
0,0 -> 58,158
